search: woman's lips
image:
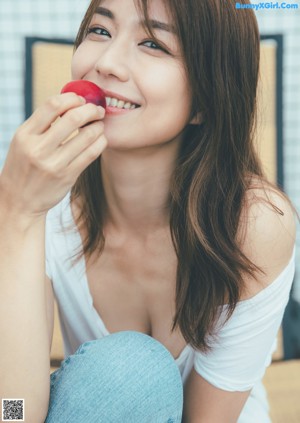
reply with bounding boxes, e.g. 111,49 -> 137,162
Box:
105,104 -> 139,115
103,89 -> 141,111
60,81 -> 140,116
105,96 -> 138,110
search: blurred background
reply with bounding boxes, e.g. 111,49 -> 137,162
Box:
0,1 -> 299,421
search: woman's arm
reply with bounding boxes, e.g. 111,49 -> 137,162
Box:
183,369 -> 250,423
0,92 -> 107,423
0,209 -> 51,423
183,187 -> 296,422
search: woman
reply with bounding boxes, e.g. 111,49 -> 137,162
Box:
0,0 -> 297,422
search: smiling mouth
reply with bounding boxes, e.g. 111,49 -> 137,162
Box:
105,96 -> 140,110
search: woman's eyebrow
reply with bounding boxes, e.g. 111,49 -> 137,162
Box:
95,6 -> 114,19
148,20 -> 175,34
94,6 -> 175,34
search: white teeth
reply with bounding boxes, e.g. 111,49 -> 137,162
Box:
124,102 -> 131,109
117,100 -> 125,109
111,98 -> 118,107
105,96 -> 137,110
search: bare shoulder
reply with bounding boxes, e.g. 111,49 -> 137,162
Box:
238,178 -> 297,298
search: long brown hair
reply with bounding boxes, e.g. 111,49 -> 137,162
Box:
71,0 -> 291,351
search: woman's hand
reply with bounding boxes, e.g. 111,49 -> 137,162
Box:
0,92 -> 107,221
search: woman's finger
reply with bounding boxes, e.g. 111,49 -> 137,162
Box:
40,102 -> 105,150
66,134 -> 108,180
52,120 -> 105,168
23,93 -> 86,134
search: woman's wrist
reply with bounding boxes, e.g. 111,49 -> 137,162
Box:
0,196 -> 46,234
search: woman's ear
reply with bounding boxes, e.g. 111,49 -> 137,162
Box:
189,112 -> 203,125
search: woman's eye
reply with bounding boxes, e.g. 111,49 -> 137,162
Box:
141,40 -> 169,54
86,27 -> 111,38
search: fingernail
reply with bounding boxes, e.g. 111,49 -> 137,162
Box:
78,96 -> 86,103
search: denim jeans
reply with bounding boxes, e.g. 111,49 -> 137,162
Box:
45,331 -> 183,422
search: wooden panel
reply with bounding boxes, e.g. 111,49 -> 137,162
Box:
263,360 -> 300,423
32,41 -> 73,110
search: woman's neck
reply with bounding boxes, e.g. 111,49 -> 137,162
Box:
100,142 -> 180,240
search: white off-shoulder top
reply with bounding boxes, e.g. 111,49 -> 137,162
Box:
46,192 -> 296,423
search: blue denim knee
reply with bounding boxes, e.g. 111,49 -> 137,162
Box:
46,331 -> 183,423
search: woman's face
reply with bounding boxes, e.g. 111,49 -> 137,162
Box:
72,0 -> 193,151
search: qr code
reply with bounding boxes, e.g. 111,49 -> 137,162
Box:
2,399 -> 24,421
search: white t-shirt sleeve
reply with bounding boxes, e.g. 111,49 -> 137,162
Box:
45,193 -> 71,281
193,248 -> 295,392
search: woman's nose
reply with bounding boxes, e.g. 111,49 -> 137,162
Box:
94,39 -> 130,82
